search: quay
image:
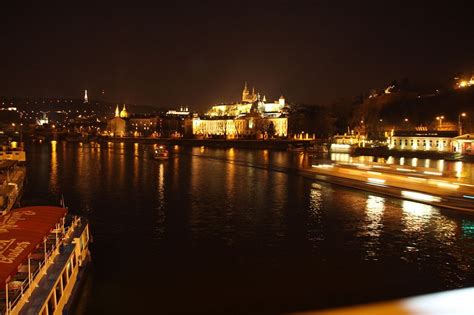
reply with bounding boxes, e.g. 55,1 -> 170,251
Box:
96,137 -> 314,150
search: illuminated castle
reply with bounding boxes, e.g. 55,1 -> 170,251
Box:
206,82 -> 286,117
191,82 -> 289,138
242,82 -> 257,103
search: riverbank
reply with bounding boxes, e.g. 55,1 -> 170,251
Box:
96,136 -> 314,150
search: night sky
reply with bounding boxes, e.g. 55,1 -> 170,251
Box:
1,1 -> 473,110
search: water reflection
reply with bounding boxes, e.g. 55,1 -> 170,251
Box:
49,140 -> 58,193
363,195 -> 385,260
154,163 -> 166,240
23,143 -> 474,313
437,159 -> 444,172
402,200 -> 433,233
307,183 -> 323,246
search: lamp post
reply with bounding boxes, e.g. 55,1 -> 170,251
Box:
458,112 -> 467,136
436,115 -> 444,127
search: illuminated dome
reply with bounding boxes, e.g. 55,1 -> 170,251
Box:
119,104 -> 128,118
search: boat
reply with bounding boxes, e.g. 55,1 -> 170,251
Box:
153,145 -> 169,160
0,206 -> 91,314
302,162 -> 474,213
0,145 -> 27,215
287,143 -> 305,152
0,160 -> 26,215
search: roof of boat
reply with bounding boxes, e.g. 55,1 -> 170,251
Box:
0,206 -> 67,284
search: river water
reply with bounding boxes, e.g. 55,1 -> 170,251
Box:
24,142 -> 474,314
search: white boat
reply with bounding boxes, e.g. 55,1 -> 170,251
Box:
0,206 -> 91,314
153,145 -> 169,160
303,162 -> 474,213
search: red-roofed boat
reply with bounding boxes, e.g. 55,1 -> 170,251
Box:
0,206 -> 91,314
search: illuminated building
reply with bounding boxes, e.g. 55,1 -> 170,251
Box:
206,83 -> 286,118
453,134 -> 473,155
190,83 -> 289,138
388,130 -> 458,152
129,115 -> 159,136
330,134 -> 366,153
166,107 -> 190,117
108,105 -> 127,136
455,76 -> 474,89
190,116 -> 288,138
36,112 -> 49,125
84,89 -> 88,103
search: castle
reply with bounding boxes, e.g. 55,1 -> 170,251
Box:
190,82 -> 289,138
206,82 -> 286,118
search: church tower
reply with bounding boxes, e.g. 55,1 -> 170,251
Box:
115,105 -> 120,117
120,104 -> 129,118
279,94 -> 285,107
242,82 -> 250,102
84,89 -> 88,103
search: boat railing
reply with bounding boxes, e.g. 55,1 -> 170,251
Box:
1,215 -> 81,314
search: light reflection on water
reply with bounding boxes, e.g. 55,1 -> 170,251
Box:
402,200 -> 434,233
24,142 -> 474,314
362,195 -> 385,260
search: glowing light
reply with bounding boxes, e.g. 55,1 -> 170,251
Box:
424,171 -> 442,176
312,164 -> 334,169
433,181 -> 460,190
368,177 -> 386,184
401,190 -> 441,202
397,167 -> 416,172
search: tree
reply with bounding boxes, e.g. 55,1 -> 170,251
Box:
267,121 -> 276,139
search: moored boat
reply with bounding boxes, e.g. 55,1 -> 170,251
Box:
153,145 -> 169,160
0,160 -> 26,215
0,206 -> 91,315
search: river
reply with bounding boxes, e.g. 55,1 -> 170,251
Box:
23,141 -> 474,314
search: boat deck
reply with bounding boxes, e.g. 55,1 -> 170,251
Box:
19,218 -> 88,315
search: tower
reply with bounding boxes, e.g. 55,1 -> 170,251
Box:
120,104 -> 128,118
115,105 -> 120,117
279,94 -> 285,107
84,89 -> 88,103
242,82 -> 250,102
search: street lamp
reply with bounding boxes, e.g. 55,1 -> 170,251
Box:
436,115 -> 444,127
458,112 -> 467,135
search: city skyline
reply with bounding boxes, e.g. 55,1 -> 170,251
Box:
1,2 -> 474,109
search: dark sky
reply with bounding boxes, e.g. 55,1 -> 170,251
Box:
1,1 -> 473,110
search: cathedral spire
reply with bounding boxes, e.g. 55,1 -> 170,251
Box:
115,105 -> 120,117
84,89 -> 88,103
